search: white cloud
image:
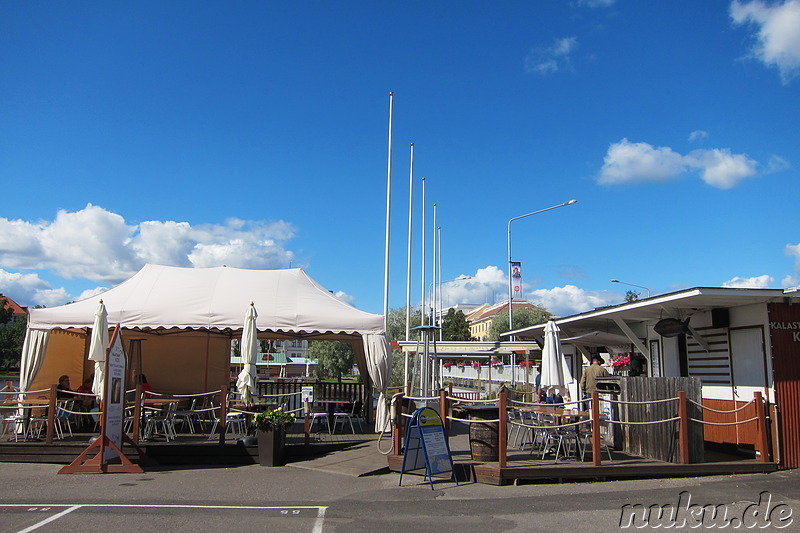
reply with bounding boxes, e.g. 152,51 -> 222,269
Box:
525,37 -> 578,75
0,204 -> 298,305
688,130 -> 709,142
598,139 -> 685,185
528,285 -> 618,317
784,243 -> 800,287
76,286 -> 110,303
577,0 -> 615,7
722,274 -> 774,288
598,138 -> 762,189
686,148 -> 758,189
731,0 -> 800,84
441,266 -> 507,306
0,268 -> 70,307
438,267 -> 618,317
333,291 -> 356,306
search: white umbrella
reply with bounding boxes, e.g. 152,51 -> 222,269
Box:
539,319 -> 573,399
87,300 -> 109,401
236,303 -> 258,406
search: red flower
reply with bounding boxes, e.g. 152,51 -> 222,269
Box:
471,361 -> 481,369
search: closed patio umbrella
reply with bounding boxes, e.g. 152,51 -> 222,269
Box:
88,300 -> 109,401
539,319 -> 573,399
236,303 -> 258,406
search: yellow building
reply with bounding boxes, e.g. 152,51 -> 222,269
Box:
466,301 -> 538,341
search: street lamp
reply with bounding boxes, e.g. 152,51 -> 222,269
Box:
611,279 -> 651,298
429,276 -> 472,335
507,199 -> 578,332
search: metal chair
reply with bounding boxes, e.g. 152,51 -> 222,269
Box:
174,398 -> 198,433
333,400 -> 363,434
539,414 -> 579,463
309,408 -> 332,434
143,401 -> 178,441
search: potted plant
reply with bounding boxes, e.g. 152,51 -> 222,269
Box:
443,362 -> 453,370
611,355 -> 632,376
252,406 -> 296,466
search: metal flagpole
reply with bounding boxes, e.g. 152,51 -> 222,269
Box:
432,203 -> 437,329
420,177 -> 426,326
437,226 -> 443,341
383,92 -> 393,333
405,143 -> 414,341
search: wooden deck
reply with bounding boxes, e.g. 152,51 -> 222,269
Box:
0,422 -> 374,466
1,423 -> 776,486
387,426 -> 777,486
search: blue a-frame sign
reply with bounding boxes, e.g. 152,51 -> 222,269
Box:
399,406 -> 458,489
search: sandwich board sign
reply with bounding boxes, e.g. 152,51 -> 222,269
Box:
59,325 -> 147,474
399,406 -> 458,489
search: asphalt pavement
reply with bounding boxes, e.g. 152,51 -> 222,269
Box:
2,442 -> 799,533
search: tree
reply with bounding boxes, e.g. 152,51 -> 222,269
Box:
0,298 -> 26,371
625,290 -> 640,303
441,309 -> 473,341
386,306 -> 422,344
308,340 -> 355,382
487,305 -> 552,342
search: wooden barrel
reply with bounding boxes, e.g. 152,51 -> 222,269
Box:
463,405 -> 500,462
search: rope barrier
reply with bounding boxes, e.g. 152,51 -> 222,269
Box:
689,417 -> 759,426
509,399 -> 540,406
445,416 -> 502,424
403,395 -> 439,401
605,417 -> 680,425
507,418 -> 592,430
256,391 -> 303,398
687,399 -> 756,414
170,390 -> 223,398
606,397 -> 678,406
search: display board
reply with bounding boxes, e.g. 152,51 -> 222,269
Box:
399,406 -> 458,489
103,330 -> 126,460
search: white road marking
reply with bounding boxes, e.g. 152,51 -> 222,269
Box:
16,505 -> 81,533
3,504 -> 329,532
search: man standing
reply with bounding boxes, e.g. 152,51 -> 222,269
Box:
580,355 -> 610,408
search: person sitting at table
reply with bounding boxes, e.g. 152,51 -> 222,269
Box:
57,375 -> 74,399
75,375 -> 96,428
138,374 -> 152,395
545,389 -> 564,404
125,374 -> 153,402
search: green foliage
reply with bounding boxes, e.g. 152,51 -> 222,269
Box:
625,290 -> 640,302
251,406 -> 296,431
0,299 -> 26,371
0,299 -> 13,324
487,305 -> 552,341
440,309 -> 473,341
386,306 -> 423,388
386,306 -> 422,343
308,340 -> 355,382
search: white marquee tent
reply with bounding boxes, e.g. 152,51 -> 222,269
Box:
21,264 -> 392,430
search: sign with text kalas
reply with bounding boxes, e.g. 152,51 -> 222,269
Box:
103,326 -> 126,462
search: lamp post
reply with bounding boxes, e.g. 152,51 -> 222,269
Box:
429,276 -> 472,339
507,200 -> 578,333
611,279 -> 651,298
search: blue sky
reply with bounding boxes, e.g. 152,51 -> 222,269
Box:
1,1 -> 799,317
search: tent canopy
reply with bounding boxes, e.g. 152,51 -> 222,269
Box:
28,264 -> 385,336
22,264 -> 393,430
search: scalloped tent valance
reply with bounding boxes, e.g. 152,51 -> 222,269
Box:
27,264 -> 385,336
